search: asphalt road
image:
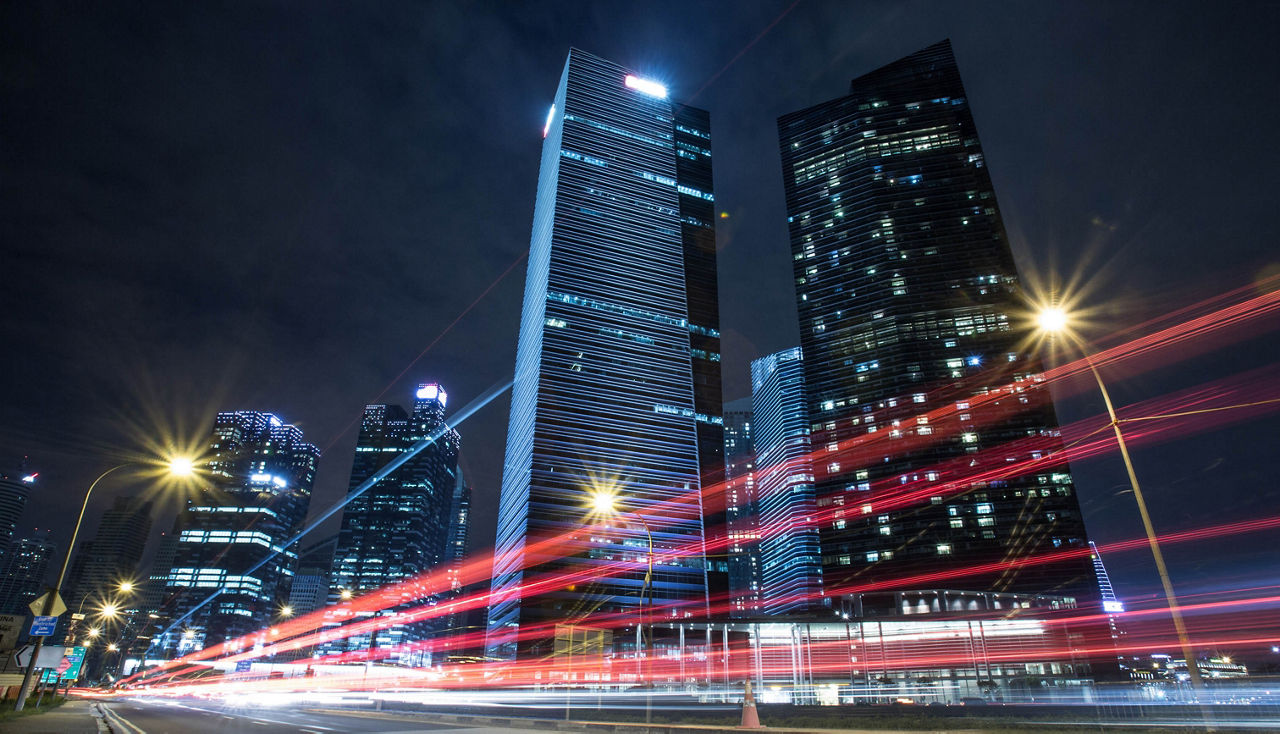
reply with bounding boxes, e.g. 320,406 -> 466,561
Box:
95,698 -> 514,734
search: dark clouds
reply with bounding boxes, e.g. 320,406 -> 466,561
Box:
2,1 -> 1277,605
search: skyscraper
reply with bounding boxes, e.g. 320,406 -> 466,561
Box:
157,411 -> 318,654
0,465 -> 36,559
327,384 -> 460,662
488,49 -> 722,660
722,397 -> 762,617
750,348 -> 824,614
65,496 -> 153,616
286,534 -> 337,620
777,41 -> 1098,605
0,529 -> 55,616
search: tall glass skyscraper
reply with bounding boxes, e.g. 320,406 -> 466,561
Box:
722,397 -> 762,617
750,347 -> 824,614
157,411 -> 318,654
776,41 -> 1098,605
327,383 -> 460,663
0,465 -> 36,559
487,49 -> 722,660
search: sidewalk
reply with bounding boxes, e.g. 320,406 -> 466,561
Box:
306,707 -> 984,734
0,699 -> 104,734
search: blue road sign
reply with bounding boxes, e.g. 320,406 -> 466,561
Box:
235,660 -> 252,673
29,616 -> 57,637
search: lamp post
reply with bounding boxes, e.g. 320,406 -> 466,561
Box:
1035,306 -> 1210,703
590,489 -> 654,724
14,457 -> 195,711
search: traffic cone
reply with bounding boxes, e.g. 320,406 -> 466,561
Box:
740,679 -> 764,729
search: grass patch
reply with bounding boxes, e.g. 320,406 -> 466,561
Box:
0,695 -> 67,721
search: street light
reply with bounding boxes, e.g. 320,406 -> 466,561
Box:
13,456 -> 199,711
279,605 -> 294,618
588,487 -> 654,724
1035,303 -> 1210,702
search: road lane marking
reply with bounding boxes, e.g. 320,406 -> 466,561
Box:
102,705 -> 149,734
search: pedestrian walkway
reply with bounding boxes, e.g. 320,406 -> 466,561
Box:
0,699 -> 104,734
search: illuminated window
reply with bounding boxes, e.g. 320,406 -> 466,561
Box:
936,544 -> 952,555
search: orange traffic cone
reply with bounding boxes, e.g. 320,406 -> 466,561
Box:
740,679 -> 764,729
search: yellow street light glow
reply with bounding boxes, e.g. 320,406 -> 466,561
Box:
591,489 -> 618,515
107,643 -> 118,652
167,456 -> 196,477
340,589 -> 353,600
1036,305 -> 1069,333
100,603 -> 120,618
118,581 -> 135,593
87,627 -> 100,637
280,605 -> 293,617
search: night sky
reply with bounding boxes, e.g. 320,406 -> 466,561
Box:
3,2 -> 1278,619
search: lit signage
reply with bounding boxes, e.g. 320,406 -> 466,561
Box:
1102,600 -> 1125,613
416,384 -> 447,406
249,473 -> 287,488
21,473 -> 37,483
624,74 -> 667,99
543,104 -> 556,138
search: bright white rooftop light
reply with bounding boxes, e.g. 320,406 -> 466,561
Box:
624,74 -> 667,99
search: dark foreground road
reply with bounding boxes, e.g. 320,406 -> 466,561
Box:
91,698 -> 515,734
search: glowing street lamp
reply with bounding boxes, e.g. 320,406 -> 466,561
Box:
587,486 -> 654,724
1035,303 -> 1210,702
99,603 -> 121,619
279,605 -> 294,618
339,589 -> 353,601
87,627 -> 101,638
118,581 -> 135,594
14,456 -> 199,711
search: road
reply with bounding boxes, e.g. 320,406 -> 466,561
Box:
93,698 -> 519,734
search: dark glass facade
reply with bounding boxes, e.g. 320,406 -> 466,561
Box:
488,49 -> 721,660
157,411 -> 318,654
777,41 -> 1099,605
0,529 -> 54,616
327,384 -> 461,663
722,398 -> 762,616
0,466 -> 35,559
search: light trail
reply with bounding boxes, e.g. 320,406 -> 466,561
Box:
129,280 -> 1280,687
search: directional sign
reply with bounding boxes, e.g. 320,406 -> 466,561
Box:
28,591 -> 66,618
235,660 -> 252,673
40,646 -> 85,684
29,616 -> 58,637
13,644 -> 64,668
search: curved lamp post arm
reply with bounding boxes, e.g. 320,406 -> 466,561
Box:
56,463 -> 133,590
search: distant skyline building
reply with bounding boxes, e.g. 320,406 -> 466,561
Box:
751,347 -> 824,614
776,40 -> 1099,606
488,49 -> 722,660
0,464 -> 36,558
156,411 -> 319,654
326,384 -> 461,663
65,496 -> 153,612
722,397 -> 762,617
286,534 -> 337,620
0,529 -> 55,616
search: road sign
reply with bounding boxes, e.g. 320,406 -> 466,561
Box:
40,646 -> 85,684
28,591 -> 66,618
29,616 -> 57,637
13,644 -> 64,668
235,660 -> 252,673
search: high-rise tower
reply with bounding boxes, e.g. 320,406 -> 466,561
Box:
157,411 -> 318,653
777,40 -> 1098,605
0,465 -> 36,559
722,398 -> 762,617
327,383 -> 460,662
488,49 -> 722,660
750,348 -> 824,614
